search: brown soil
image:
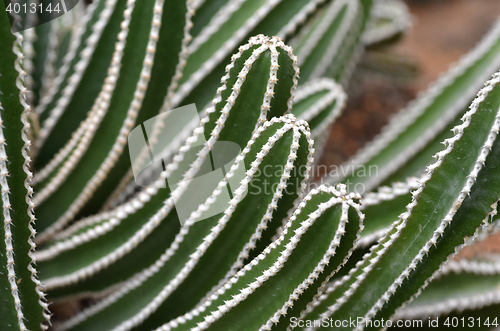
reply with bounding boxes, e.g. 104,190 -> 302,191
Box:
318,0 -> 500,257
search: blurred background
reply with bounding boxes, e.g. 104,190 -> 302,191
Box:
320,0 -> 500,258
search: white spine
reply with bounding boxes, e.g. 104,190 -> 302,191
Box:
331,17 -> 500,189
34,0 -> 118,153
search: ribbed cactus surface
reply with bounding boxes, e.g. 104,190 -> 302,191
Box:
1,0 -> 500,330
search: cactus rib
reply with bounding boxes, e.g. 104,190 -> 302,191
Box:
0,15 -> 50,329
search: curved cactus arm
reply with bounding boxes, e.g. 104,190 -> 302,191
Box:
72,116 -> 309,326
110,0 -> 196,187
31,3 -> 143,189
243,78 -> 347,264
21,2 -> 78,108
24,4 -> 85,143
35,35 -> 299,297
361,0 -> 411,47
27,0 -> 82,111
197,123 -> 314,307
289,0 -> 372,85
59,115 -> 312,331
33,0 -> 195,242
151,184 -> 362,331
35,33 -> 298,252
37,32 -> 294,253
171,0 -> 327,110
0,15 -> 50,330
33,2 -> 84,114
33,0 -> 121,161
39,35 -> 297,290
34,0 -> 99,120
303,71 -> 500,331
328,16 -> 500,192
102,30 -> 297,222
33,0 -> 96,116
32,0 -> 149,240
325,0 -> 371,86
306,206 -> 499,331
270,201 -> 364,330
298,178 -> 420,316
394,258 -> 500,323
293,0 -> 363,83
382,200 -> 500,330
35,0 -> 194,220
171,0 -> 283,109
33,1 -> 90,120
303,177 -> 422,300
304,206 -> 405,326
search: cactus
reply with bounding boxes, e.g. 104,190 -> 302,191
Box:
1,0 -> 500,330
0,17 -> 50,331
393,258 -> 500,328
